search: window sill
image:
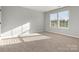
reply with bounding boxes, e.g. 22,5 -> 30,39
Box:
58,27 -> 69,30
51,27 -> 69,30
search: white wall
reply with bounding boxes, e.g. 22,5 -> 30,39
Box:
45,6 -> 79,38
2,6 -> 79,38
1,6 -> 44,36
0,6 -> 1,35
0,11 -> 1,34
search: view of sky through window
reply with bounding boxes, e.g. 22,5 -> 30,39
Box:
58,11 -> 69,20
50,13 -> 57,20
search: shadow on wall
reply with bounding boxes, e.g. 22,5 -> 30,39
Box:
1,22 -> 31,39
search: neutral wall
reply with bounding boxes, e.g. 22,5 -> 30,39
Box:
0,6 -> 1,35
1,6 -> 44,34
45,6 -> 79,38
0,11 -> 1,34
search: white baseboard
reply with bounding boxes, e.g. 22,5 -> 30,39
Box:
48,31 -> 79,39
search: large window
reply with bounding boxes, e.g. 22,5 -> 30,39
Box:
58,11 -> 69,28
50,10 -> 69,29
50,13 -> 58,28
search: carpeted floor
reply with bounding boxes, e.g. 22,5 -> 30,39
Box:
0,32 -> 79,52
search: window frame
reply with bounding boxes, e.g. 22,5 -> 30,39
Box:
49,13 -> 58,28
49,10 -> 69,29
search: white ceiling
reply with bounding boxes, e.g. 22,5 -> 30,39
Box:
23,6 -> 64,12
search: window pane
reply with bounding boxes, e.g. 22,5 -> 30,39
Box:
58,11 -> 69,28
50,13 -> 58,28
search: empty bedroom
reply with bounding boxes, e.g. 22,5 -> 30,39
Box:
0,6 -> 79,52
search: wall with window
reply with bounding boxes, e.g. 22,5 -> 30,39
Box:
1,6 -> 44,37
45,6 -> 79,38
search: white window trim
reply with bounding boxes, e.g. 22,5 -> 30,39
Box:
50,10 -> 69,29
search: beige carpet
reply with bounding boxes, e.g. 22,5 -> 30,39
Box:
0,32 -> 79,52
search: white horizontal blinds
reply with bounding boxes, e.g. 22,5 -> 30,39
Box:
50,13 -> 58,28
